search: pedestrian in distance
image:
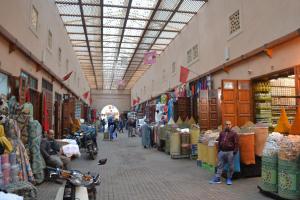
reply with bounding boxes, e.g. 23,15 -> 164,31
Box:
209,120 -> 238,185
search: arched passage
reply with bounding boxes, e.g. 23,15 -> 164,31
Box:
100,105 -> 120,120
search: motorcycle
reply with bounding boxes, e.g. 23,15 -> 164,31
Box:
66,125 -> 98,160
47,158 -> 107,200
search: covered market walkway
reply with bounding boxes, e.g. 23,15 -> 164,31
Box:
38,132 -> 269,200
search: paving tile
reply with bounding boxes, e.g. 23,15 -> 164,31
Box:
37,131 -> 270,200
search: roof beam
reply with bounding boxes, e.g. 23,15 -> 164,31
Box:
122,0 -> 163,83
78,0 -> 98,89
67,32 -> 174,39
124,0 -> 185,88
70,39 -> 168,45
60,14 -> 186,24
109,0 -> 133,90
64,24 -> 180,33
55,1 -> 197,14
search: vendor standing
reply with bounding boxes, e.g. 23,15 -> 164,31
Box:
209,120 -> 238,185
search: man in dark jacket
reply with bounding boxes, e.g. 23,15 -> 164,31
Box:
40,130 -> 70,169
209,121 -> 238,185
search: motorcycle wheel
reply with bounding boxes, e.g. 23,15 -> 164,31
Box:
88,188 -> 97,200
88,144 -> 96,160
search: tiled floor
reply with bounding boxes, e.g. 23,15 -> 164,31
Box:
37,132 -> 270,200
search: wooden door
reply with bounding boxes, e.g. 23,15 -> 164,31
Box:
209,89 -> 221,129
221,80 -> 238,127
19,76 -> 27,104
199,90 -> 209,130
62,98 -> 75,135
43,90 -> 53,130
237,80 -> 252,126
54,101 -> 62,139
294,66 -> 300,105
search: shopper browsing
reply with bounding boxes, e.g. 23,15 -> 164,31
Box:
209,121 -> 239,185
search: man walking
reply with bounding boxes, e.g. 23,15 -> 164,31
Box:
209,121 -> 238,185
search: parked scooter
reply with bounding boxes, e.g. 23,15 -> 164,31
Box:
66,125 -> 98,160
47,158 -> 107,200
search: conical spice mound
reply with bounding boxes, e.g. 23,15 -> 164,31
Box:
289,106 -> 300,135
176,116 -> 183,125
274,108 -> 291,134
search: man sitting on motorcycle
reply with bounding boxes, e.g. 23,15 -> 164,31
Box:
40,130 -> 70,169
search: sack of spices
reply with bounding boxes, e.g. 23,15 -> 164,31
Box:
262,132 -> 284,157
238,132 -> 256,165
279,135 -> 300,161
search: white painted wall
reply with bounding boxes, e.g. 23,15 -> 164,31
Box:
91,89 -> 131,113
132,0 -> 300,103
0,0 -> 90,98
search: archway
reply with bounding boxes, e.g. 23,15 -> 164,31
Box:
100,105 -> 120,120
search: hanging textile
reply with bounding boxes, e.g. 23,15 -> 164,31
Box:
27,120 -> 45,184
186,84 -> 192,98
167,98 -> 174,121
0,125 -> 13,153
42,95 -> 49,132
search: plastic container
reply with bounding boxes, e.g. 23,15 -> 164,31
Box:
170,132 -> 180,156
197,143 -> 208,163
207,144 -> 217,166
278,159 -> 300,200
260,156 -> 278,193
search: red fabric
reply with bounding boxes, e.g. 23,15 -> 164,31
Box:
180,66 -> 189,83
42,94 -> 49,132
191,84 -> 195,95
82,91 -> 89,99
25,88 -> 30,102
89,97 -> 92,105
62,71 -> 73,81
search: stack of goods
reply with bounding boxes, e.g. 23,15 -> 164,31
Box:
198,130 -> 219,167
180,129 -> 190,156
260,132 -> 284,193
278,135 -> 300,200
254,81 -> 272,125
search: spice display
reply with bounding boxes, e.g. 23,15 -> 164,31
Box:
274,108 -> 291,133
199,130 -> 219,145
278,135 -> 300,161
289,106 -> 300,135
262,132 -> 284,157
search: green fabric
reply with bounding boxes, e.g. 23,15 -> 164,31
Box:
27,120 -> 45,184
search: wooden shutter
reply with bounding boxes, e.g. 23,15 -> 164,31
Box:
237,80 -> 252,126
209,89 -> 221,129
19,76 -> 27,104
295,65 -> 300,105
221,80 -> 238,127
199,90 -> 209,130
54,101 -> 62,139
